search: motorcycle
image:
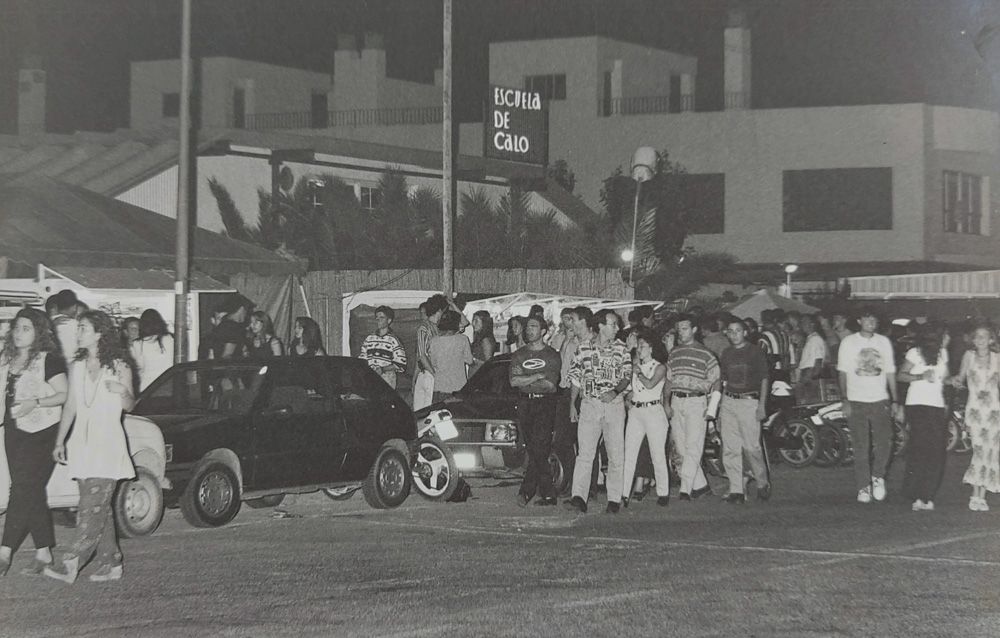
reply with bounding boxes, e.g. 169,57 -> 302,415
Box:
409,409 -> 463,501
804,401 -> 908,467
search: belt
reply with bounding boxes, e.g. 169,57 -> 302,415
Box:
672,391 -> 707,399
525,393 -> 548,399
630,399 -> 662,408
725,391 -> 760,400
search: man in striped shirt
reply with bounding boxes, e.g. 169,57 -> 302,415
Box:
359,306 -> 407,389
564,309 -> 631,514
665,313 -> 720,500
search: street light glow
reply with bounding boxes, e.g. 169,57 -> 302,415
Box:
621,248 -> 635,263
784,263 -> 799,274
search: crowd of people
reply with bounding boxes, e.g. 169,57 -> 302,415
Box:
3,287 -> 999,582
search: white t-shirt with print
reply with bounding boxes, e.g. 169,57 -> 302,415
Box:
903,347 -> 948,408
836,332 -> 896,403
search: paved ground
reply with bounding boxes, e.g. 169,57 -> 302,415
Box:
2,457 -> 999,638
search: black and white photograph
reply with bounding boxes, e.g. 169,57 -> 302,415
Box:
1,0 -> 1000,635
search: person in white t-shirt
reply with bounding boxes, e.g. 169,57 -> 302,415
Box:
896,323 -> 949,512
795,314 -> 829,384
837,308 -> 901,504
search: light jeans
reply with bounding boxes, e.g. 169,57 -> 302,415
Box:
623,405 -> 671,498
671,395 -> 709,494
720,397 -> 769,495
412,370 -> 434,410
571,397 -> 626,503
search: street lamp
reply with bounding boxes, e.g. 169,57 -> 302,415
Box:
784,263 -> 799,298
628,146 -> 656,286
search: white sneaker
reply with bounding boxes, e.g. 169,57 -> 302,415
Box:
857,487 -> 872,504
972,497 -> 990,512
969,497 -> 980,511
912,499 -> 926,511
871,477 -> 886,502
981,498 -> 991,512
923,500 -> 935,511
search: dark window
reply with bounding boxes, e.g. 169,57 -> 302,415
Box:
669,75 -> 681,113
462,359 -> 514,395
162,93 -> 180,118
523,74 -> 566,101
359,185 -> 381,211
782,168 -> 893,232
134,365 -> 266,415
311,91 -> 328,128
943,170 -> 984,235
659,173 -> 725,235
329,360 -> 396,403
264,361 -> 331,415
602,71 -> 612,116
232,88 -> 246,129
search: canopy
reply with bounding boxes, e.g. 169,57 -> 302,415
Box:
724,289 -> 819,322
848,270 -> 1000,299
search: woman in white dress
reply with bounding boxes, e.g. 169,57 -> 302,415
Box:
45,310 -> 136,584
131,309 -> 174,392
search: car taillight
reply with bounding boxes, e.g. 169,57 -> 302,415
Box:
485,422 -> 517,442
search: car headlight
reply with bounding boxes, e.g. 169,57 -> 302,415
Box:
485,422 -> 517,442
453,452 -> 478,470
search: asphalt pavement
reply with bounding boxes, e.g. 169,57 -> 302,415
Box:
2,456 -> 999,638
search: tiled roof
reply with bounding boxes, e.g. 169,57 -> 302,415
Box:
0,173 -> 303,278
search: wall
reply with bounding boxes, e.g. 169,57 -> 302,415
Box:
596,38 -> 697,101
130,58 -> 332,129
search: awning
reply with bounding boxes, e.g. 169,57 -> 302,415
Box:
848,270 -> 1000,299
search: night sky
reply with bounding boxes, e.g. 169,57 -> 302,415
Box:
0,0 -> 997,135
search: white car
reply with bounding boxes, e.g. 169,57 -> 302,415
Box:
0,414 -> 169,537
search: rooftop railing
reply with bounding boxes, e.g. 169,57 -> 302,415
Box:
597,94 -> 695,117
244,106 -> 444,131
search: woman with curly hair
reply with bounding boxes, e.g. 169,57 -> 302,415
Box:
290,316 -> 326,357
45,310 -> 136,584
0,307 -> 68,577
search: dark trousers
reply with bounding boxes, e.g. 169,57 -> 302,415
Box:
553,394 -> 578,487
847,400 -> 894,490
903,405 -> 948,502
2,423 -> 58,551
519,397 -> 557,500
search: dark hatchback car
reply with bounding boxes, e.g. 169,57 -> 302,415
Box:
415,354 -> 570,493
131,356 -> 416,528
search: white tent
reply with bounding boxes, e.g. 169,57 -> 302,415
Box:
724,289 -> 819,322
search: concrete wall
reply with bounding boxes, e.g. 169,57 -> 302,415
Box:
130,58 -> 332,129
596,38 -> 697,101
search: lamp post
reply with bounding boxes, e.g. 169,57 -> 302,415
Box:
784,263 -> 799,298
628,147 -> 656,287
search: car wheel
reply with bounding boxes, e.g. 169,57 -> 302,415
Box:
813,422 -> 846,468
115,468 -> 164,538
180,461 -> 242,528
412,437 -> 458,501
246,494 -> 285,509
323,486 -> 360,501
776,418 -> 819,468
362,446 -> 411,509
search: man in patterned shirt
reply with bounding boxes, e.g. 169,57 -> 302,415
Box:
564,309 -> 631,514
359,306 -> 407,389
665,313 -> 720,501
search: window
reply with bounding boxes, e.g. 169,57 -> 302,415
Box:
133,366 -> 266,415
264,362 -> 331,415
524,74 -> 566,101
359,185 -> 381,211
782,168 -> 893,232
232,87 -> 246,129
943,170 -> 986,235
462,360 -> 514,396
311,91 -> 328,128
162,92 -> 180,118
660,173 -> 725,235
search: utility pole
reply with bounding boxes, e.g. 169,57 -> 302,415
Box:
174,0 -> 193,363
441,0 -> 455,296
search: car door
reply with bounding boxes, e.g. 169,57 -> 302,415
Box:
332,359 -> 407,480
251,359 -> 344,489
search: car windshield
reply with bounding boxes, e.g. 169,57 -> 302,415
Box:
133,365 -> 267,415
461,359 -> 514,395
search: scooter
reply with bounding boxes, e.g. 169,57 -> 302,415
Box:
409,409 -> 463,501
803,401 -> 908,467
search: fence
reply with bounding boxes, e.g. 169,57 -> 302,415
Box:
244,106 -> 443,131
597,94 -> 695,117
232,268 -> 632,356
